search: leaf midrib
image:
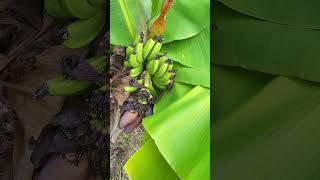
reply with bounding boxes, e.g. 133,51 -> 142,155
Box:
118,0 -> 135,38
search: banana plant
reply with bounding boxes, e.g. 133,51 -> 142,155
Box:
35,0 -> 108,96
44,0 -> 106,48
213,0 -> 320,179
111,0 -> 210,179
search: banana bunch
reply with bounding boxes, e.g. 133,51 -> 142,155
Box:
34,56 -> 107,97
123,33 -> 176,98
45,0 -> 106,48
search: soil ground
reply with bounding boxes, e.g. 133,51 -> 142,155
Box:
8,45 -> 87,179
110,126 -> 144,180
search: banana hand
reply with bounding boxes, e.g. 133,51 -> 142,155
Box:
126,42 -> 135,57
147,40 -> 162,61
129,65 -> 143,77
143,37 -> 156,60
128,51 -> 140,67
154,60 -> 169,78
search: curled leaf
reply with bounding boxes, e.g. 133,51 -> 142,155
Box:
148,0 -> 173,38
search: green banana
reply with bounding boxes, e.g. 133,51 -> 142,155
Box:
47,56 -> 107,96
147,58 -> 160,75
45,0 -> 72,17
63,8 -> 105,48
123,60 -> 132,68
129,65 -> 143,77
129,51 -> 140,67
166,60 -> 174,71
144,72 -> 157,96
159,55 -> 168,65
135,41 -> 144,63
169,71 -> 176,80
47,77 -> 95,96
155,71 -> 172,83
147,41 -> 162,61
123,86 -> 138,92
154,60 -> 169,78
126,42 -> 135,57
146,61 -> 153,74
147,82 -> 157,97
156,78 -> 172,86
137,79 -> 144,85
143,37 -> 156,60
61,0 -> 99,19
152,79 -> 166,90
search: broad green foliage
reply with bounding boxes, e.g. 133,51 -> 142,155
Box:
214,3 -> 320,83
45,0 -> 72,17
110,0 -> 149,45
217,0 -> 320,29
175,67 -> 210,88
162,27 -> 210,87
128,84 -> 210,180
111,0 -> 210,45
213,65 -> 273,121
156,0 -> 210,43
64,8 -> 106,48
153,82 -> 194,113
214,66 -> 320,179
111,0 -> 210,179
151,0 -> 161,18
45,0 -> 106,48
144,86 -> 210,180
214,1 -> 320,179
162,27 -> 210,70
125,140 -> 180,180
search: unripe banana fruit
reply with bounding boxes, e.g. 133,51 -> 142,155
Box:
45,56 -> 107,96
154,60 -> 169,78
126,43 -> 135,57
143,37 -> 156,60
135,42 -> 144,64
129,51 -> 140,67
147,41 -> 162,61
147,58 -> 159,75
129,65 -> 143,77
123,60 -> 132,68
124,86 -> 138,93
123,32 -> 177,98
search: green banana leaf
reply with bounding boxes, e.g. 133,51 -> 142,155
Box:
125,140 -> 180,180
153,82 -> 194,113
213,65 -> 273,121
214,2 -> 320,180
162,27 -> 210,70
63,7 -> 106,48
140,86 -> 210,180
162,27 -> 210,87
142,82 -> 194,145
214,2 -> 320,83
111,0 -> 152,46
217,0 -> 320,29
175,66 -> 210,87
150,0 -> 210,43
45,0 -> 73,17
213,65 -> 320,180
151,0 -> 160,18
126,83 -> 211,180
110,0 -> 210,45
